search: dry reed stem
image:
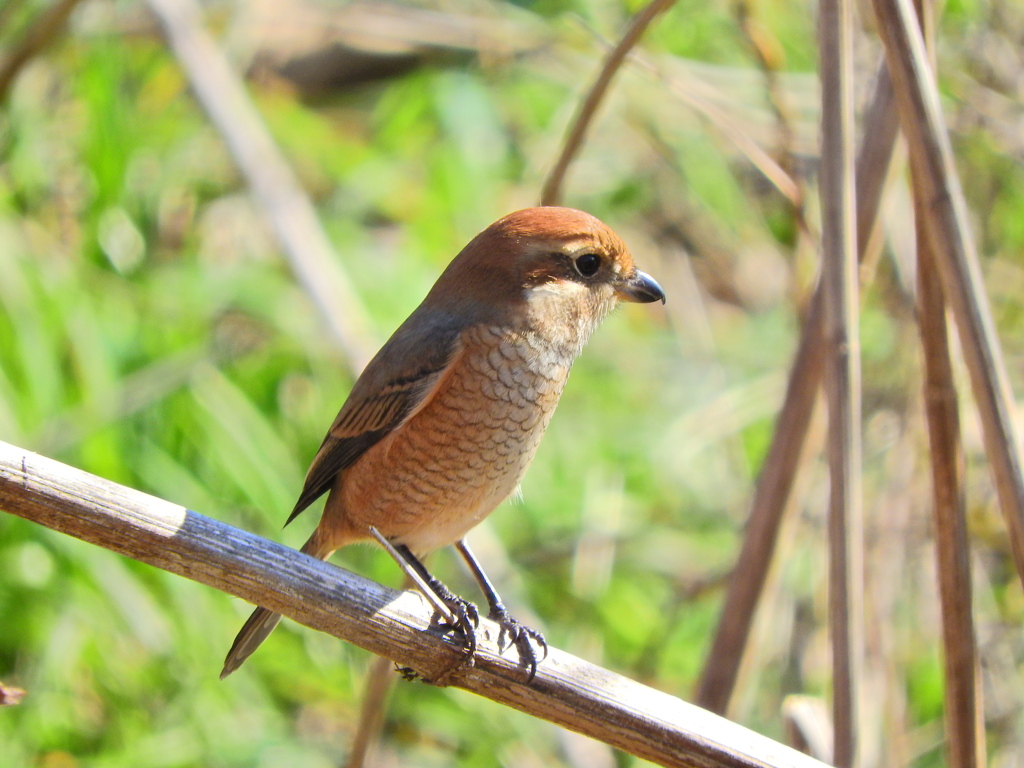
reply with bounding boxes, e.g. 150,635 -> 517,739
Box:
638,56 -> 801,206
871,0 -> 1024,588
345,574 -> 417,768
0,0 -> 85,101
854,68 -> 900,280
344,653 -> 399,768
733,0 -> 805,211
694,57 -> 898,716
910,0 -> 984,764
146,0 -> 376,374
917,214 -> 984,768
0,440 -> 832,768
540,0 -> 677,206
818,0 -> 863,763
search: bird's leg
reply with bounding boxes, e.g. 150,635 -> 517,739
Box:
455,539 -> 547,680
393,544 -> 480,652
368,526 -> 479,654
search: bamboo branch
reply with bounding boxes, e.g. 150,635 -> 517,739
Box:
818,0 -> 863,763
0,440 -> 828,768
146,0 -> 376,374
540,0 -> 677,206
872,0 -> 1024,589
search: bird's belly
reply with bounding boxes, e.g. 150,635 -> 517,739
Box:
341,330 -> 571,554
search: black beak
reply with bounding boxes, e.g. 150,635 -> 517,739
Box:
616,269 -> 666,304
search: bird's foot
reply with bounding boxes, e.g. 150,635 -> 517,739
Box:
426,578 -> 480,656
488,604 -> 547,682
419,575 -> 545,682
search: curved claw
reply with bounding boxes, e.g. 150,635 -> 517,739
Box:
413,569 -> 481,656
489,606 -> 546,682
464,600 -> 481,629
435,593 -> 481,656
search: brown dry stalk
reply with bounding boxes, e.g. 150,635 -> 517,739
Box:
872,0 -> 1024,588
818,0 -> 863,763
344,654 -> 398,768
343,575 -> 414,768
911,0 -> 984,765
146,0 -> 376,374
540,0 -> 677,206
0,440 -> 831,768
917,216 -> 984,768
695,57 -> 899,717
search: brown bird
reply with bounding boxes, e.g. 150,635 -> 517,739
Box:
221,206 -> 664,679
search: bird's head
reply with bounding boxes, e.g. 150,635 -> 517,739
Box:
428,207 -> 664,348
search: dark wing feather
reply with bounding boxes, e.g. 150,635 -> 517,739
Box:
286,428 -> 391,525
285,311 -> 463,526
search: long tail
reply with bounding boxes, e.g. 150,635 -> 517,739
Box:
220,532 -> 333,679
220,606 -> 282,679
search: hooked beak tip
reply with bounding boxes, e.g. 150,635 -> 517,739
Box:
617,269 -> 666,305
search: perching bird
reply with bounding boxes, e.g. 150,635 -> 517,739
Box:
221,206 -> 664,679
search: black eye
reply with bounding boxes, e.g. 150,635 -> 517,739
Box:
574,253 -> 601,277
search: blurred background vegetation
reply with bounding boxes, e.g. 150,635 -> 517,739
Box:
3,0 -> 1024,765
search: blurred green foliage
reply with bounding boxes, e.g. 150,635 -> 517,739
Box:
3,0 -> 1024,766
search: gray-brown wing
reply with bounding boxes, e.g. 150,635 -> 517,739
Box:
285,311 -> 463,525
